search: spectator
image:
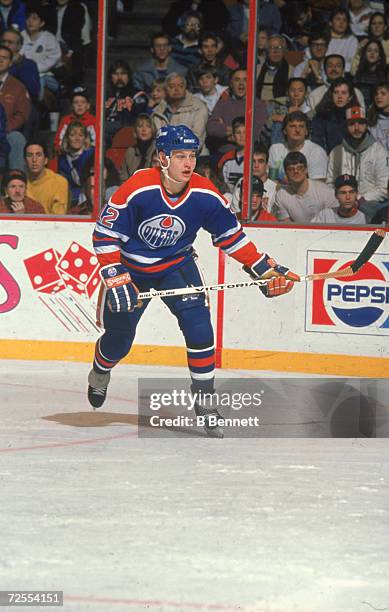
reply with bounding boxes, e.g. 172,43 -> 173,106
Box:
75,156 -> 120,214
186,31 -> 230,92
145,77 -> 166,115
162,0 -> 229,39
352,40 -> 388,107
253,26 -> 269,76
307,54 -> 366,111
192,64 -> 228,113
293,31 -> 330,90
25,141 -> 69,214
231,144 -> 277,214
195,155 -> 229,195
269,111 -> 328,182
119,113 -> 155,181
366,12 -> 389,61
312,173 -> 367,224
58,120 -> 94,209
170,10 -> 202,69
227,0 -> 281,44
326,105 -> 388,222
327,8 -> 358,72
268,77 -> 311,144
281,1 -> 326,50
274,151 -> 338,223
105,59 -> 148,146
0,44 -> 31,170
256,35 -> 293,105
217,115 -> 245,192
21,4 -> 61,98
349,0 -> 374,38
0,0 -> 26,35
1,28 -> 40,100
52,0 -> 90,91
54,85 -> 96,152
152,72 -> 208,151
368,82 -> 389,150
311,77 -> 360,153
132,32 -> 187,94
0,168 -> 45,213
236,176 -> 277,222
207,68 -> 267,153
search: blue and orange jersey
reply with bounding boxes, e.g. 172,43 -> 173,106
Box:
93,167 -> 262,279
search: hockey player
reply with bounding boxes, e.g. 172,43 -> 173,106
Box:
88,125 -> 299,437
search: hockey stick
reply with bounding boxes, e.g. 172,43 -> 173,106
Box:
137,230 -> 386,301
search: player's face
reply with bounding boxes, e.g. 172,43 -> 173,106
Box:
288,81 -> 306,107
201,39 -> 217,62
374,86 -> 389,111
6,179 -> 26,202
198,73 -> 217,95
337,186 -> 357,209
285,120 -> 307,143
326,57 -> 344,80
167,150 -> 197,182
252,153 -> 267,179
347,120 -> 368,140
332,84 -> 351,107
68,127 -> 85,151
25,145 -> 47,176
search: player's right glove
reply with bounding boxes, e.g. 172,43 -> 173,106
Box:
100,264 -> 139,312
244,253 -> 300,298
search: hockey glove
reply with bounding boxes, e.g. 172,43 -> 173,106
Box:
101,264 -> 139,312
244,253 -> 300,298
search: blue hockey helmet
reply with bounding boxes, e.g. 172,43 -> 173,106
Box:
156,125 -> 200,157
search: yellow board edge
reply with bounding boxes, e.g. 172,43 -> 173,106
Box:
1,340 -> 388,378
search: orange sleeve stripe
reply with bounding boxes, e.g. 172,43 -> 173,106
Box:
229,242 -> 263,267
216,230 -> 243,248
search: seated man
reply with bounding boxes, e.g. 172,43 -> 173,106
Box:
170,10 -> 202,69
256,35 -> 293,106
274,151 -> 338,223
0,168 -> 45,213
312,173 -> 367,224
217,115 -> 245,193
327,106 -> 388,223
186,31 -> 230,93
235,176 -> 277,222
25,141 -> 69,215
231,144 -> 277,214
268,111 -> 328,182
308,54 -> 365,111
192,64 -> 228,114
1,28 -> 40,101
293,31 -> 330,90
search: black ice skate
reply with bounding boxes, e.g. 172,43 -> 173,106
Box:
88,369 -> 111,409
194,401 -> 224,439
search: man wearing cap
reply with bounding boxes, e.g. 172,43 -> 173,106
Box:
0,168 -> 45,213
274,151 -> 338,223
327,106 -> 388,222
236,176 -> 277,222
312,174 -> 367,224
54,86 -> 96,152
307,55 -> 365,112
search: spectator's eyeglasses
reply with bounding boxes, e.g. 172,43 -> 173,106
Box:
286,164 -> 306,173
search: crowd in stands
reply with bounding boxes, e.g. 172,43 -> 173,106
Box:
0,0 -> 388,226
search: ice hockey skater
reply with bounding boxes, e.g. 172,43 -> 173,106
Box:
88,124 -> 299,437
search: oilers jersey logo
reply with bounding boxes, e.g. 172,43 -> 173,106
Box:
305,250 -> 389,336
139,214 -> 186,249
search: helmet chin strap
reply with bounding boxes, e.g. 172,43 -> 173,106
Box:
160,155 -> 187,186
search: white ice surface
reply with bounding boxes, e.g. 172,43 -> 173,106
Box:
0,360 -> 388,612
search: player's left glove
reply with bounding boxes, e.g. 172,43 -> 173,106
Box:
244,253 -> 300,298
100,264 -> 139,312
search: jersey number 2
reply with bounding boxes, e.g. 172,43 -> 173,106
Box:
100,206 -> 119,228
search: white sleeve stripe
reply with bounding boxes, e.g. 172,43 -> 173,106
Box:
213,222 -> 241,243
223,236 -> 249,254
95,245 -> 121,254
95,224 -> 131,242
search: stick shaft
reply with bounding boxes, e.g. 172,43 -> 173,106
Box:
138,279 -> 269,300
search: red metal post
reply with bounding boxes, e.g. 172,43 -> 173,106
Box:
93,0 -> 108,219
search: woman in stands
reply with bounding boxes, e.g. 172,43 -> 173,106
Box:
58,120 -> 94,212
367,82 -> 389,150
352,40 -> 388,107
311,77 -> 360,153
119,113 -> 155,182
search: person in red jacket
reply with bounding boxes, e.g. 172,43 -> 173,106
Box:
54,86 -> 96,152
0,169 -> 45,214
236,176 -> 277,222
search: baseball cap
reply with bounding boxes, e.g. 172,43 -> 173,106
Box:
334,174 -> 358,191
251,176 -> 266,195
3,169 -> 27,187
346,106 -> 367,122
71,86 -> 89,101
